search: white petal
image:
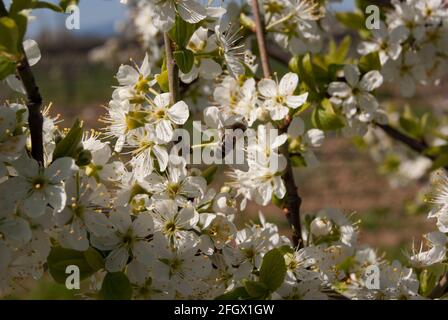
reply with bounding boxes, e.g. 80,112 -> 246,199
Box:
177,0 -> 207,23
279,73 -> 298,95
154,93 -> 171,108
286,92 -> 308,109
153,145 -> 169,172
258,79 -> 277,98
84,211 -> 112,237
22,191 -> 46,218
132,213 -> 154,237
156,119 -> 174,142
23,39 -> 41,66
45,185 -> 67,213
45,157 -> 77,183
343,65 -> 360,87
168,100 -> 189,124
110,207 -> 132,233
359,70 -> 383,92
116,65 -> 140,86
105,247 -> 129,272
328,82 -> 351,98
133,241 -> 155,266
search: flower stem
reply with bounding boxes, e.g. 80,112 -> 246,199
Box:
0,0 -> 44,164
163,32 -> 180,104
251,0 -> 271,79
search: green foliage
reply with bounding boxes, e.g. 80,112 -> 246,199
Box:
398,106 -> 434,140
59,0 -> 79,11
9,0 -> 63,14
419,264 -> 447,297
259,248 -> 287,291
216,248 -> 287,300
47,247 -> 104,284
100,272 -> 133,300
215,286 -> 250,300
0,55 -> 16,80
312,98 -> 345,131
243,280 -> 270,299
52,118 -> 83,161
335,12 -> 366,31
201,165 -> 218,184
0,17 -> 19,57
358,52 -> 381,73
168,15 -> 197,49
173,49 -> 195,74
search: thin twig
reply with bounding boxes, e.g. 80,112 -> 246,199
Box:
1,0 -> 44,164
163,32 -> 180,104
251,0 -> 271,78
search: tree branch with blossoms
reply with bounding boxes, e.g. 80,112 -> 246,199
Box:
251,0 -> 303,247
0,0 -> 44,163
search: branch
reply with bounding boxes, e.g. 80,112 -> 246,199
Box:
250,0 -> 271,78
163,32 -> 180,104
1,0 -> 44,164
376,123 -> 429,154
250,0 -> 302,246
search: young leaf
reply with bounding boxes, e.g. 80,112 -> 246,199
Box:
311,99 -> 345,131
202,165 -> 218,184
215,287 -> 250,300
173,49 -> 195,74
59,0 -> 79,11
0,17 -> 20,56
335,12 -> 366,31
259,248 -> 287,292
52,119 -> 83,160
100,272 -> 133,300
243,280 -> 270,299
168,15 -> 197,49
0,56 -> 16,80
47,247 -> 102,284
358,52 -> 381,73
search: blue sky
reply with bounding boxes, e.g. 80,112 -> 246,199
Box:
4,0 -> 355,36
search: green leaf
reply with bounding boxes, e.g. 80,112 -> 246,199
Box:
419,264 -> 447,297
326,36 -> 351,65
0,17 -> 20,56
47,247 -> 103,284
52,119 -> 83,160
358,52 -> 381,73
430,153 -> 448,171
33,1 -> 63,12
156,70 -> 169,92
290,154 -> 306,167
201,165 -> 218,184
10,13 -> 28,47
259,248 -> 287,292
272,193 -> 285,207
290,54 -> 316,92
311,99 -> 345,131
335,12 -> 366,31
243,280 -> 270,299
84,247 -> 105,271
0,56 -> 16,80
59,0 -> 79,11
9,0 -> 33,14
173,49 -> 195,74
215,287 -> 250,300
100,272 -> 133,300
168,15 -> 197,49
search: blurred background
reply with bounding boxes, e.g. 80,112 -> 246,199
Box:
0,0 -> 446,299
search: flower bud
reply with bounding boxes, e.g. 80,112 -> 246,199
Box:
310,217 -> 332,237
